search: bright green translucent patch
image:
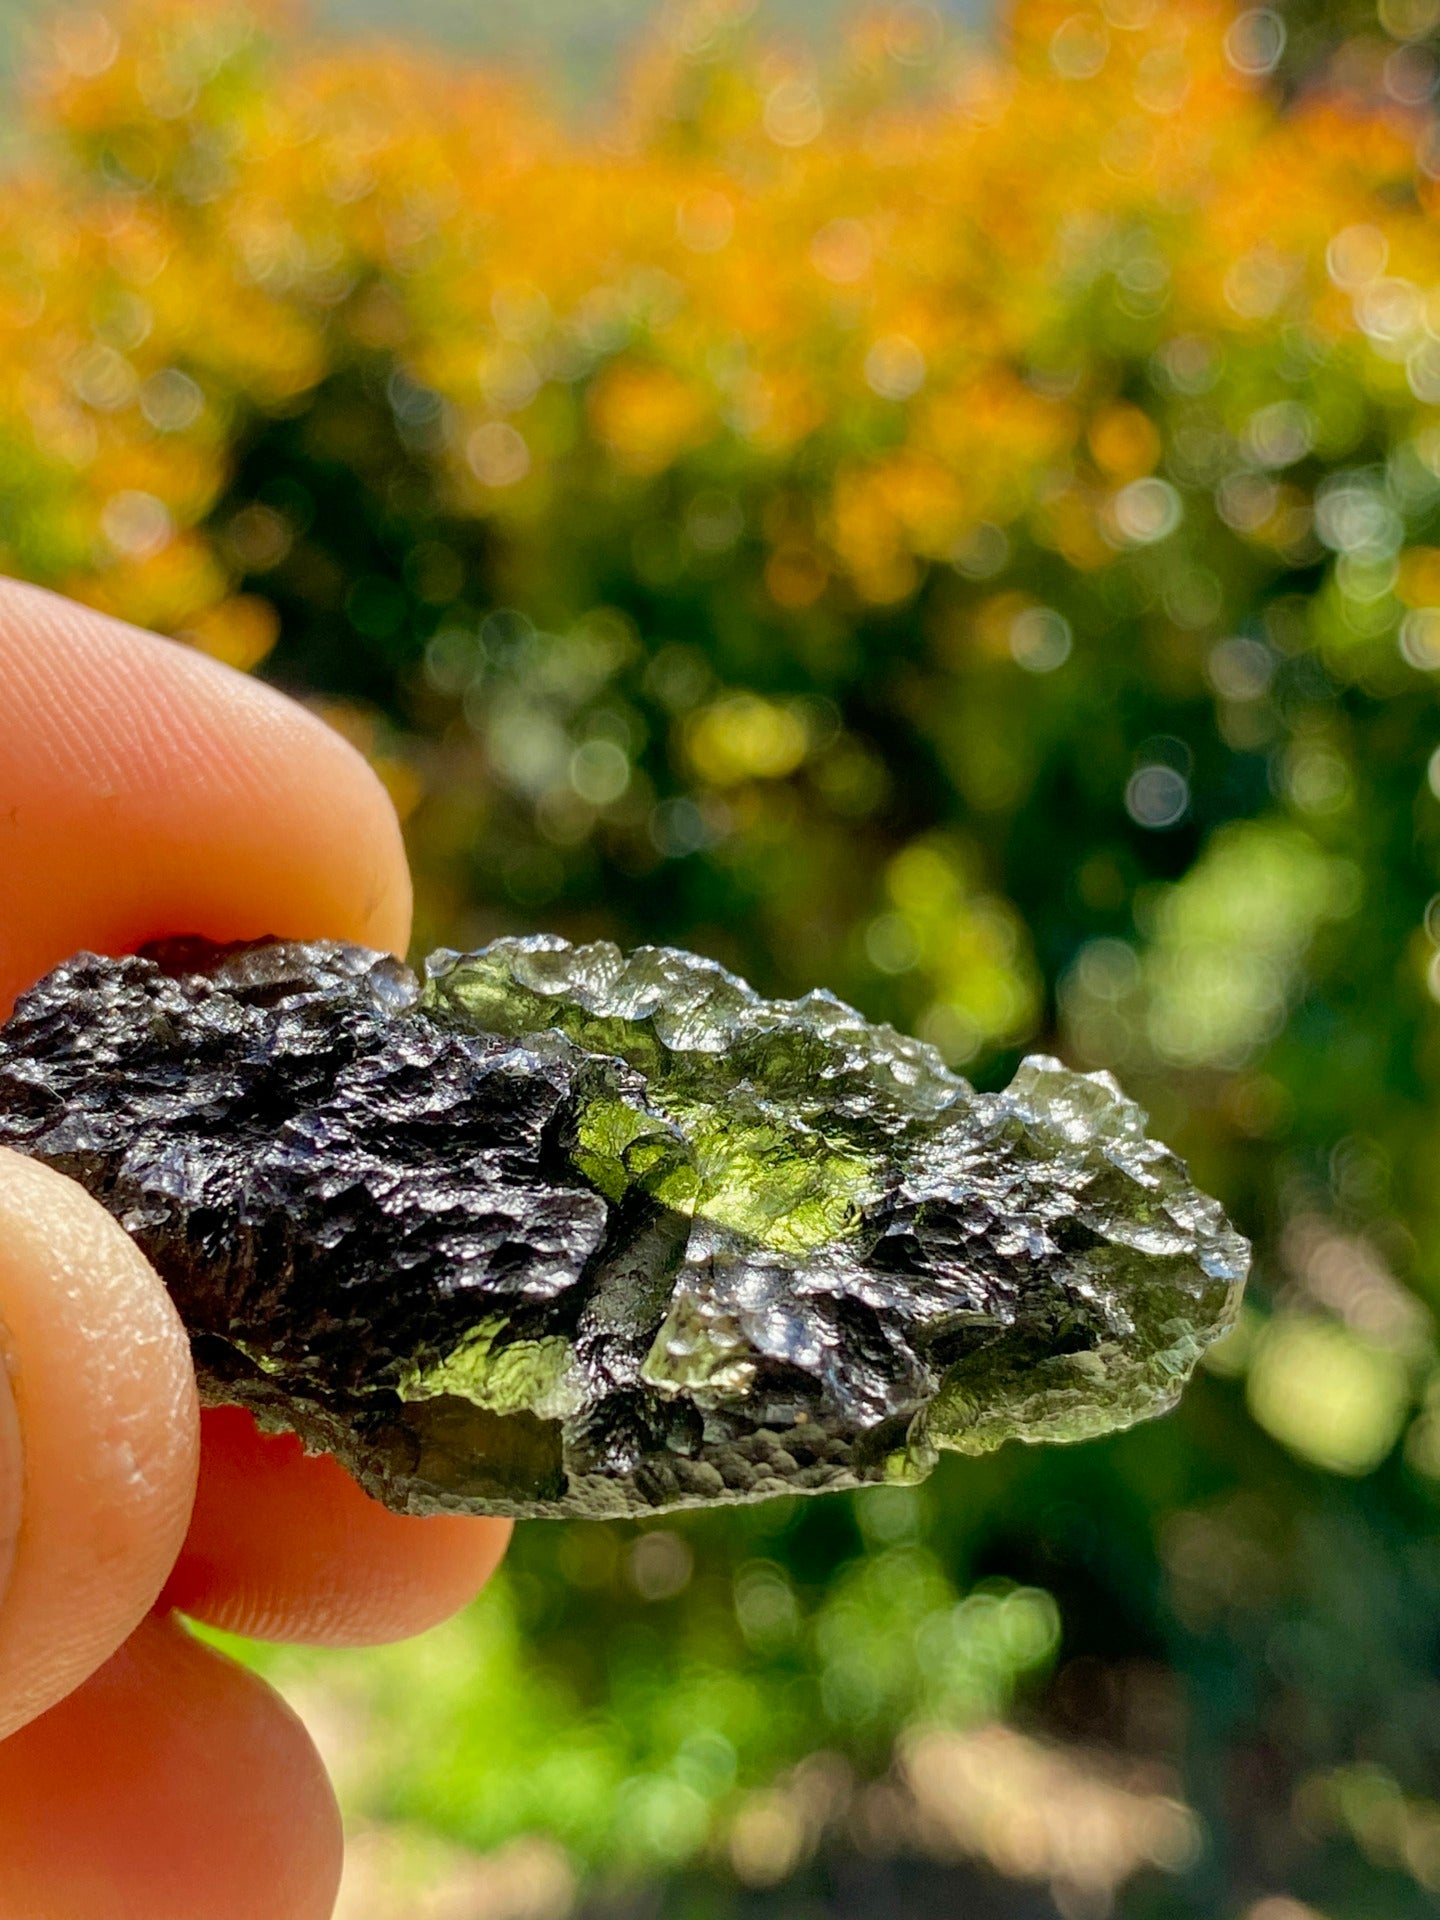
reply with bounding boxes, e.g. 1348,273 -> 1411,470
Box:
426,958 -> 668,1080
641,1293 -> 757,1397
399,1315 -> 578,1421
424,948 -> 886,1254
663,1097 -> 877,1251
570,1087 -> 693,1207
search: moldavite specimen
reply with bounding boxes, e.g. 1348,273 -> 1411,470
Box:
0,937 -> 1247,1518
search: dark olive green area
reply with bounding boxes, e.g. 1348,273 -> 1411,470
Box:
408,936 -> 1248,1501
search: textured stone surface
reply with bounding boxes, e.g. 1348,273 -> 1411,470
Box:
0,937 -> 1247,1517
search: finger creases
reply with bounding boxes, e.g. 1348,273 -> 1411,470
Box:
0,1152 -> 198,1739
0,1611 -> 342,1920
0,576 -> 412,1017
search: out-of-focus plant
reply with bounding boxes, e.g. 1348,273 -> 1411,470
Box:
223,1511 -> 1062,1875
3,0 -> 1436,1068
8,0 -> 1440,1913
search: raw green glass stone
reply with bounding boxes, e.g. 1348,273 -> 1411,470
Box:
0,937 -> 1247,1517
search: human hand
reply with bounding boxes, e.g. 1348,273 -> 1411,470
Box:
0,580 -> 512,1919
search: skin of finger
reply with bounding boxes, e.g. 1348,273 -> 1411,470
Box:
162,1407 -> 512,1645
0,1153 -> 198,1741
0,1611 -> 342,1920
0,577 -> 507,1648
0,576 -> 411,1017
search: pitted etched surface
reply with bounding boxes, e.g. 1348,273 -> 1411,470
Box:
0,936 -> 1248,1517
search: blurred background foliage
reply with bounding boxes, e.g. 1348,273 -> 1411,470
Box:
5,0 -> 1440,1913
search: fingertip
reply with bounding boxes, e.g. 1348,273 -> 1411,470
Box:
0,1612 -> 342,1920
0,578 -> 412,1013
162,1406 -> 512,1646
0,1151 -> 199,1739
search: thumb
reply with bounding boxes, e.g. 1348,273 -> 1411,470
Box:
0,1150 -> 198,1739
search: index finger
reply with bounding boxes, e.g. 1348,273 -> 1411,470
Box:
0,576 -> 411,1013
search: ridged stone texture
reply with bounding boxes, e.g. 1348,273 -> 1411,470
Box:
0,937 -> 1247,1517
